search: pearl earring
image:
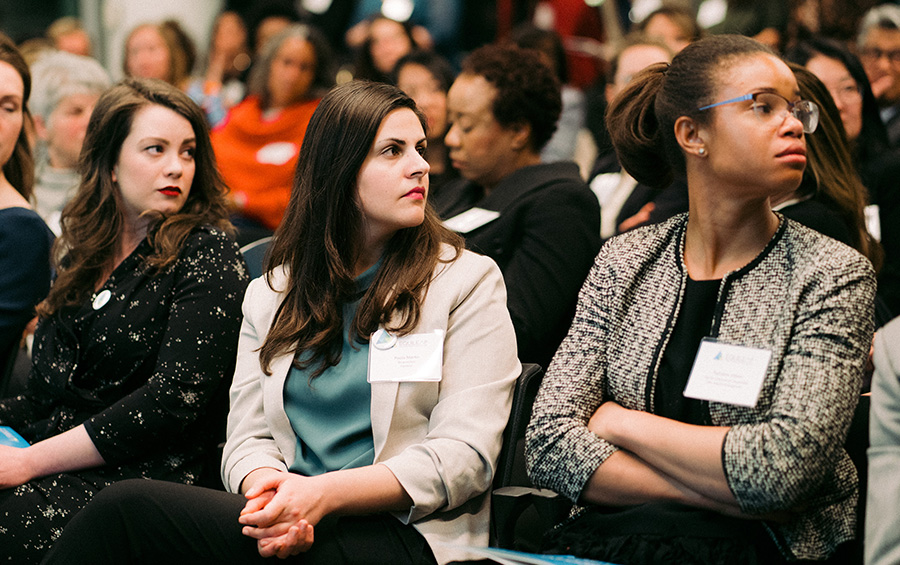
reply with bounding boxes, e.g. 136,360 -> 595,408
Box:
698,147 -> 707,156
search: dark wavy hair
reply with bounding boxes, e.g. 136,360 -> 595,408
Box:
460,43 -> 562,152
259,80 -> 463,377
607,34 -> 773,188
39,78 -> 232,316
0,33 -> 34,201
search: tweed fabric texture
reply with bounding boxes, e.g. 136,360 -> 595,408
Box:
526,213 -> 876,560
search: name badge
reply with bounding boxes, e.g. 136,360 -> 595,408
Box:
443,207 -> 500,233
865,204 -> 881,241
683,338 -> 772,407
368,328 -> 444,383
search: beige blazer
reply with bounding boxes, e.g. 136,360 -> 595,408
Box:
221,247 -> 520,564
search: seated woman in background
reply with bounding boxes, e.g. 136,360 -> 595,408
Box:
212,23 -> 335,245
392,50 -> 458,200
0,78 -> 248,563
43,81 -> 520,565
349,14 -> 420,84
436,44 -> 601,370
30,50 -> 111,235
186,10 -> 251,128
0,35 -> 54,388
526,35 -> 875,564
778,64 -> 881,268
785,37 -> 900,319
123,20 -> 196,90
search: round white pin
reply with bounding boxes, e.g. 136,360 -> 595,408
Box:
92,289 -> 111,310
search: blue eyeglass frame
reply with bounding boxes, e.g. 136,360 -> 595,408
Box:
697,92 -> 819,133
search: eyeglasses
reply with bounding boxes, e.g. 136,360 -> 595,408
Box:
859,47 -> 900,65
698,92 -> 819,134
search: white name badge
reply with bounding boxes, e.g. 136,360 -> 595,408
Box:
865,204 -> 881,242
368,328 -> 444,383
443,207 -> 500,233
683,338 -> 772,408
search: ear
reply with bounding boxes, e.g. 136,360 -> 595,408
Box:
674,116 -> 707,158
32,115 -> 49,141
111,166 -> 118,184
509,121 -> 533,152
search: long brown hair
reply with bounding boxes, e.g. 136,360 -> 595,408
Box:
0,33 -> 34,200
38,78 -> 232,316
259,80 -> 462,377
790,63 -> 882,269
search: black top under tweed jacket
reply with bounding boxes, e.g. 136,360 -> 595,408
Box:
526,213 -> 876,560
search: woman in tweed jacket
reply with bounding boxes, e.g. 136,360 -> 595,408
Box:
526,35 -> 876,564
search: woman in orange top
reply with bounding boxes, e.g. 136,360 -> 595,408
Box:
212,24 -> 334,242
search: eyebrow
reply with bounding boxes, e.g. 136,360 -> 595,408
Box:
138,136 -> 197,145
732,87 -> 801,103
378,136 -> 427,145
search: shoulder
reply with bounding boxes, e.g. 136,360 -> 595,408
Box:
180,225 -> 239,253
434,245 -> 497,277
0,207 -> 53,248
212,96 -> 261,133
175,225 -> 246,274
876,317 -> 900,369
431,246 -> 503,296
602,213 -> 685,258
520,162 -> 592,195
780,218 -> 873,276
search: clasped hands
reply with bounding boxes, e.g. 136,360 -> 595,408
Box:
239,469 -> 326,559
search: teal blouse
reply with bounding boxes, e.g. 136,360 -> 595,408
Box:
283,263 -> 378,476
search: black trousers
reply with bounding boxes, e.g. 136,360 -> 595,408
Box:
41,478 -> 438,565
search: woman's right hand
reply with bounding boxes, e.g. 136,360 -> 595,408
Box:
239,470 -> 330,555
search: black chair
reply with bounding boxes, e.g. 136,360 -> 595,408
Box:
490,363 -> 568,550
841,393 -> 870,565
240,236 -> 273,280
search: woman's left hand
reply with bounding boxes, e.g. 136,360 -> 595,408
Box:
587,401 -> 627,441
257,521 -> 315,558
0,445 -> 35,489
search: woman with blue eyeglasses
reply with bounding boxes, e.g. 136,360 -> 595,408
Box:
526,35 -> 875,564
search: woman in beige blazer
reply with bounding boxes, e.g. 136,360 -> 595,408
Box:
44,81 -> 520,565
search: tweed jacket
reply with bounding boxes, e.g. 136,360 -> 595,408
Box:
222,246 -> 520,565
526,213 -> 876,560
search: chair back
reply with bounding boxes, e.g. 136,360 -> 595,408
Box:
240,236 -> 273,280
494,363 -> 544,489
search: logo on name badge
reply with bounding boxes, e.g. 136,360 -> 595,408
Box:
372,329 -> 398,350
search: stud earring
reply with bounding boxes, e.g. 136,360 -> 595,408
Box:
698,147 -> 707,156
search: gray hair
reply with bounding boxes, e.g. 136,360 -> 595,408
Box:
29,50 -> 111,121
858,4 -> 900,47
246,23 -> 334,110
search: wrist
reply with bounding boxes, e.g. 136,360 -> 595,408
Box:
241,467 -> 282,494
311,472 -> 342,517
18,445 -> 39,483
